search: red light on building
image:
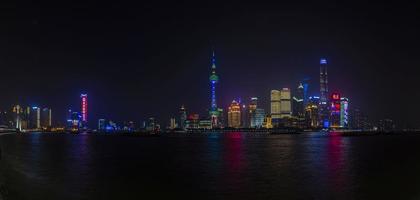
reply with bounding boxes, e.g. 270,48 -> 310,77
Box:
335,103 -> 341,110
188,114 -> 199,120
331,93 -> 340,100
81,94 -> 88,122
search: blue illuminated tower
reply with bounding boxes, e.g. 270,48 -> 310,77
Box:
209,51 -> 219,128
319,58 -> 329,128
302,78 -> 309,106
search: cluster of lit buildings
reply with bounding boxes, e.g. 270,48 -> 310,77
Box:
0,94 -> 89,132
0,52 -> 393,133
0,105 -> 52,131
65,94 -> 89,131
169,54 -> 372,131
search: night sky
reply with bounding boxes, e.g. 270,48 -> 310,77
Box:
0,2 -> 419,127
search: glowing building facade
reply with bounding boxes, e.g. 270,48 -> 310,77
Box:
305,96 -> 320,128
280,88 -> 292,119
81,94 -> 88,127
249,97 -> 258,128
270,90 -> 281,126
169,118 -> 177,129
29,106 -> 41,130
263,115 -> 273,129
330,93 -> 341,128
12,105 -> 23,130
319,58 -> 329,127
251,108 -> 265,128
228,100 -> 241,128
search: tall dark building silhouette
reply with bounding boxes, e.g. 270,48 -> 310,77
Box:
179,105 -> 187,130
292,83 -> 305,119
319,58 -> 329,127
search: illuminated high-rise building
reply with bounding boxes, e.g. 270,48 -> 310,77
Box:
71,111 -> 81,131
169,118 -> 177,130
228,100 -> 241,128
208,51 -> 220,128
240,100 -> 248,128
41,108 -> 52,129
305,96 -> 320,128
249,97 -> 258,111
179,105 -> 187,130
29,106 -> 41,129
20,106 -> 31,130
270,90 -> 281,126
340,97 -> 349,128
302,79 -> 309,106
280,88 -> 292,118
12,105 -> 23,131
252,109 -> 265,128
330,93 -> 341,128
319,58 -> 330,127
263,115 -> 273,129
81,94 -> 88,127
249,97 -> 258,128
248,97 -> 264,128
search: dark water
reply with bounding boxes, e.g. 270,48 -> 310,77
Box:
1,132 -> 420,200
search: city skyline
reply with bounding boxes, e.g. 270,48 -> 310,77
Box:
1,2 -> 420,200
0,54 -> 396,130
1,2 -> 419,128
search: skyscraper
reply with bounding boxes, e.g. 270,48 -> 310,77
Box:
270,90 -> 281,126
241,103 -> 248,128
319,58 -> 329,127
12,105 -> 23,131
81,94 -> 88,128
249,97 -> 264,128
292,83 -> 304,119
209,51 -> 220,128
228,100 -> 241,128
280,88 -> 292,118
340,97 -> 349,128
305,96 -> 320,128
30,106 -> 41,129
302,78 -> 309,106
330,93 -> 341,128
248,97 -> 258,128
41,108 -> 52,129
169,118 -> 177,130
179,105 -> 187,130
252,108 -> 265,128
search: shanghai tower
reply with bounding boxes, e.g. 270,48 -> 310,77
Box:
319,58 -> 329,127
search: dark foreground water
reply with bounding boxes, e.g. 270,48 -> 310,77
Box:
1,132 -> 420,200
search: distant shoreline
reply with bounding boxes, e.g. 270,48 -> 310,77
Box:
1,130 -> 420,137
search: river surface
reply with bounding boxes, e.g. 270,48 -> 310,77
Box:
1,132 -> 420,200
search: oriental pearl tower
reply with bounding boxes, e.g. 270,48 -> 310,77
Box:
209,51 -> 219,128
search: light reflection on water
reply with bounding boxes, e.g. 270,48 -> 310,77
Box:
1,132 -> 420,199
